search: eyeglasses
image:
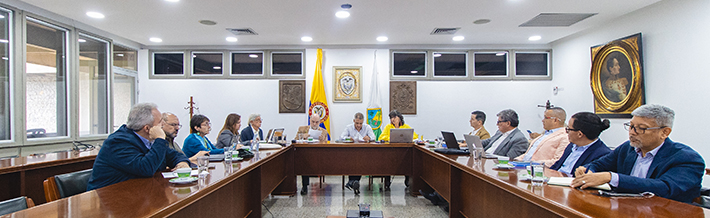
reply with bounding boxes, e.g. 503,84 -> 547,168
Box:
565,127 -> 580,133
201,122 -> 212,127
544,116 -> 557,120
167,123 -> 182,128
623,122 -> 665,134
496,120 -> 508,124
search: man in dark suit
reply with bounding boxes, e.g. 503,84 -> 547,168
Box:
481,109 -> 528,158
240,113 -> 264,143
572,104 -> 704,203
88,103 -> 190,190
550,112 -> 612,176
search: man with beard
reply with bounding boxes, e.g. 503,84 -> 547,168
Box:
162,112 -> 207,164
571,104 -> 704,203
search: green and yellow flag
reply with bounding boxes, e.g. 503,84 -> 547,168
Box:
308,49 -> 331,140
367,51 -> 382,139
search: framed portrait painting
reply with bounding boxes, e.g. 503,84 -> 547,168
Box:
590,33 -> 645,118
333,66 -> 362,102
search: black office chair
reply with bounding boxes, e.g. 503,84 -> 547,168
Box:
0,196 -> 35,216
44,169 -> 93,202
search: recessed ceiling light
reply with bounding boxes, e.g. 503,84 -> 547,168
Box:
473,19 -> 491,25
249,54 -> 259,58
335,11 -> 350,18
376,36 -> 388,42
213,66 -> 221,70
86,12 -> 105,19
301,36 -> 313,42
149,37 -> 162,43
529,35 -> 542,41
165,0 -> 179,2
410,71 -> 418,74
433,53 -> 442,57
452,36 -> 465,41
78,39 -> 86,43
226,37 -> 238,42
495,52 -> 506,56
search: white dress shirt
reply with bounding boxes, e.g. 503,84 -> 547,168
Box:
340,123 -> 376,141
308,128 -> 322,139
487,128 -> 515,153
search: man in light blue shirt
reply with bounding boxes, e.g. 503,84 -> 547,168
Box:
550,112 -> 611,176
340,112 -> 376,195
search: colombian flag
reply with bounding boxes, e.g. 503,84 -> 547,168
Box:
308,48 -> 331,140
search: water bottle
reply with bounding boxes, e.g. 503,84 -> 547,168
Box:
255,138 -> 260,152
224,148 -> 232,164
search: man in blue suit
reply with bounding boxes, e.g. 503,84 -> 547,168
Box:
88,103 -> 190,190
240,113 -> 264,143
572,105 -> 704,203
550,112 -> 612,176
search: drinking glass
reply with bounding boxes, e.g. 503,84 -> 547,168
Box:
197,156 -> 209,178
531,161 -> 545,186
471,148 -> 484,165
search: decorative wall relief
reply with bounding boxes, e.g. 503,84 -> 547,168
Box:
389,81 -> 416,115
279,80 -> 305,113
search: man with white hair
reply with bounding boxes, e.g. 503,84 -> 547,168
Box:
87,103 -> 190,190
240,113 -> 264,143
572,104 -> 704,203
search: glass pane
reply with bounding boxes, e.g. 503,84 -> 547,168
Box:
0,10 -> 10,140
153,53 -> 183,75
475,53 -> 508,76
113,73 -> 134,131
26,19 -> 67,137
78,35 -> 108,136
193,53 -> 222,75
272,53 -> 302,75
516,53 -> 549,76
433,53 -> 466,76
393,52 -> 425,76
231,52 -> 263,75
113,45 -> 136,71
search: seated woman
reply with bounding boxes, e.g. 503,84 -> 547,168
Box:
378,110 -> 418,141
215,113 -> 243,149
182,114 -> 224,158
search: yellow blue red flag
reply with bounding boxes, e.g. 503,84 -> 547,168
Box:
308,48 -> 331,140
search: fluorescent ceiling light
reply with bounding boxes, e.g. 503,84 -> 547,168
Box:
335,11 -> 350,18
452,36 -> 465,41
433,53 -> 442,57
496,52 -> 506,56
528,35 -> 542,41
0,15 -> 5,19
410,71 -> 418,74
86,12 -> 105,19
249,54 -> 259,58
0,39 -> 8,43
1,57 -> 7,60
301,36 -> 313,42
376,36 -> 388,42
78,39 -> 86,43
149,37 -> 162,43
226,37 -> 238,42
116,54 -> 124,57
213,66 -> 221,70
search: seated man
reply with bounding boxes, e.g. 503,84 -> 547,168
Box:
88,103 -> 190,191
469,110 -> 491,140
340,112 -> 376,195
572,104 -> 704,203
550,112 -> 612,176
240,114 -> 264,143
299,114 -> 329,195
161,112 -> 208,165
514,107 -> 569,166
481,109 -> 528,158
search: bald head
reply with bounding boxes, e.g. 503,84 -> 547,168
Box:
309,114 -> 321,129
161,112 -> 180,138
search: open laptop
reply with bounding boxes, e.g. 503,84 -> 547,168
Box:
463,134 -> 483,149
266,128 -> 284,143
390,128 -> 414,143
434,131 -> 470,155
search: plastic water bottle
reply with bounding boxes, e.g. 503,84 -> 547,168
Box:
224,148 -> 232,164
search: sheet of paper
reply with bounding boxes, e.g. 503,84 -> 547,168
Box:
547,177 -> 611,190
162,172 -> 177,178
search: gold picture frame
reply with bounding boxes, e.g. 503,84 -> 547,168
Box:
590,33 -> 645,118
333,66 -> 362,102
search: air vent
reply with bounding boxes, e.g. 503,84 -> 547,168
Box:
430,27 -> 460,35
519,13 -> 597,27
226,28 -> 258,35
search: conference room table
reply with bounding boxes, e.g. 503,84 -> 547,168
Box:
3,142 -> 708,217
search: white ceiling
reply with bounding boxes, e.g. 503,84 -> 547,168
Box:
20,0 -> 661,46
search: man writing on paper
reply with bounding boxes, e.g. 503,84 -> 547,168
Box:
572,104 -> 704,203
340,112 -> 376,194
514,107 -> 569,166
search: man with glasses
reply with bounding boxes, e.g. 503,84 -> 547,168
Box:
514,107 -> 569,167
481,109 -> 529,158
161,112 -> 208,165
550,112 -> 611,176
240,114 -> 264,143
572,104 -> 704,203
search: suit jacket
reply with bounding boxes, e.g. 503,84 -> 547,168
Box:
481,128 -> 529,158
215,129 -> 239,149
550,139 -> 611,173
586,138 -> 704,203
297,125 -> 328,142
87,125 -> 189,190
240,125 -> 264,142
471,126 -> 491,140
515,128 -> 569,166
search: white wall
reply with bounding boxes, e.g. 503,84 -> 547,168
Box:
551,0 -> 710,167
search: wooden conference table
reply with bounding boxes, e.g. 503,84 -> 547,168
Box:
2,142 -> 708,217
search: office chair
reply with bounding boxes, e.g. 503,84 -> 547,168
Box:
0,196 -> 35,216
43,168 -> 93,202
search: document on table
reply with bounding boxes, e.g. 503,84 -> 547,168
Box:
547,177 -> 611,190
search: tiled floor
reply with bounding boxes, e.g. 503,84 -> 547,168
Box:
262,176 -> 449,218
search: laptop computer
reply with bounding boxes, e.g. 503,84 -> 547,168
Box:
390,128 -> 414,143
266,128 -> 284,143
434,131 -> 470,155
463,134 -> 483,149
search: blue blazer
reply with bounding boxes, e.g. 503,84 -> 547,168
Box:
240,125 -> 264,143
182,133 -> 224,158
550,139 -> 611,173
88,125 -> 189,191
586,138 -> 704,203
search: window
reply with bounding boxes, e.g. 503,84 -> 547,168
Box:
112,70 -> 135,131
474,52 -> 508,77
231,52 -> 263,75
515,52 -> 549,76
78,34 -> 109,136
25,18 -> 68,138
0,9 -> 10,140
392,52 -> 426,76
271,52 -> 302,75
153,52 -> 183,75
433,52 -> 467,77
192,52 -> 222,75
113,45 -> 136,71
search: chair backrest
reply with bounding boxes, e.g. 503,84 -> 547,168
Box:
43,176 -> 60,202
54,168 -> 93,199
0,196 -> 34,216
